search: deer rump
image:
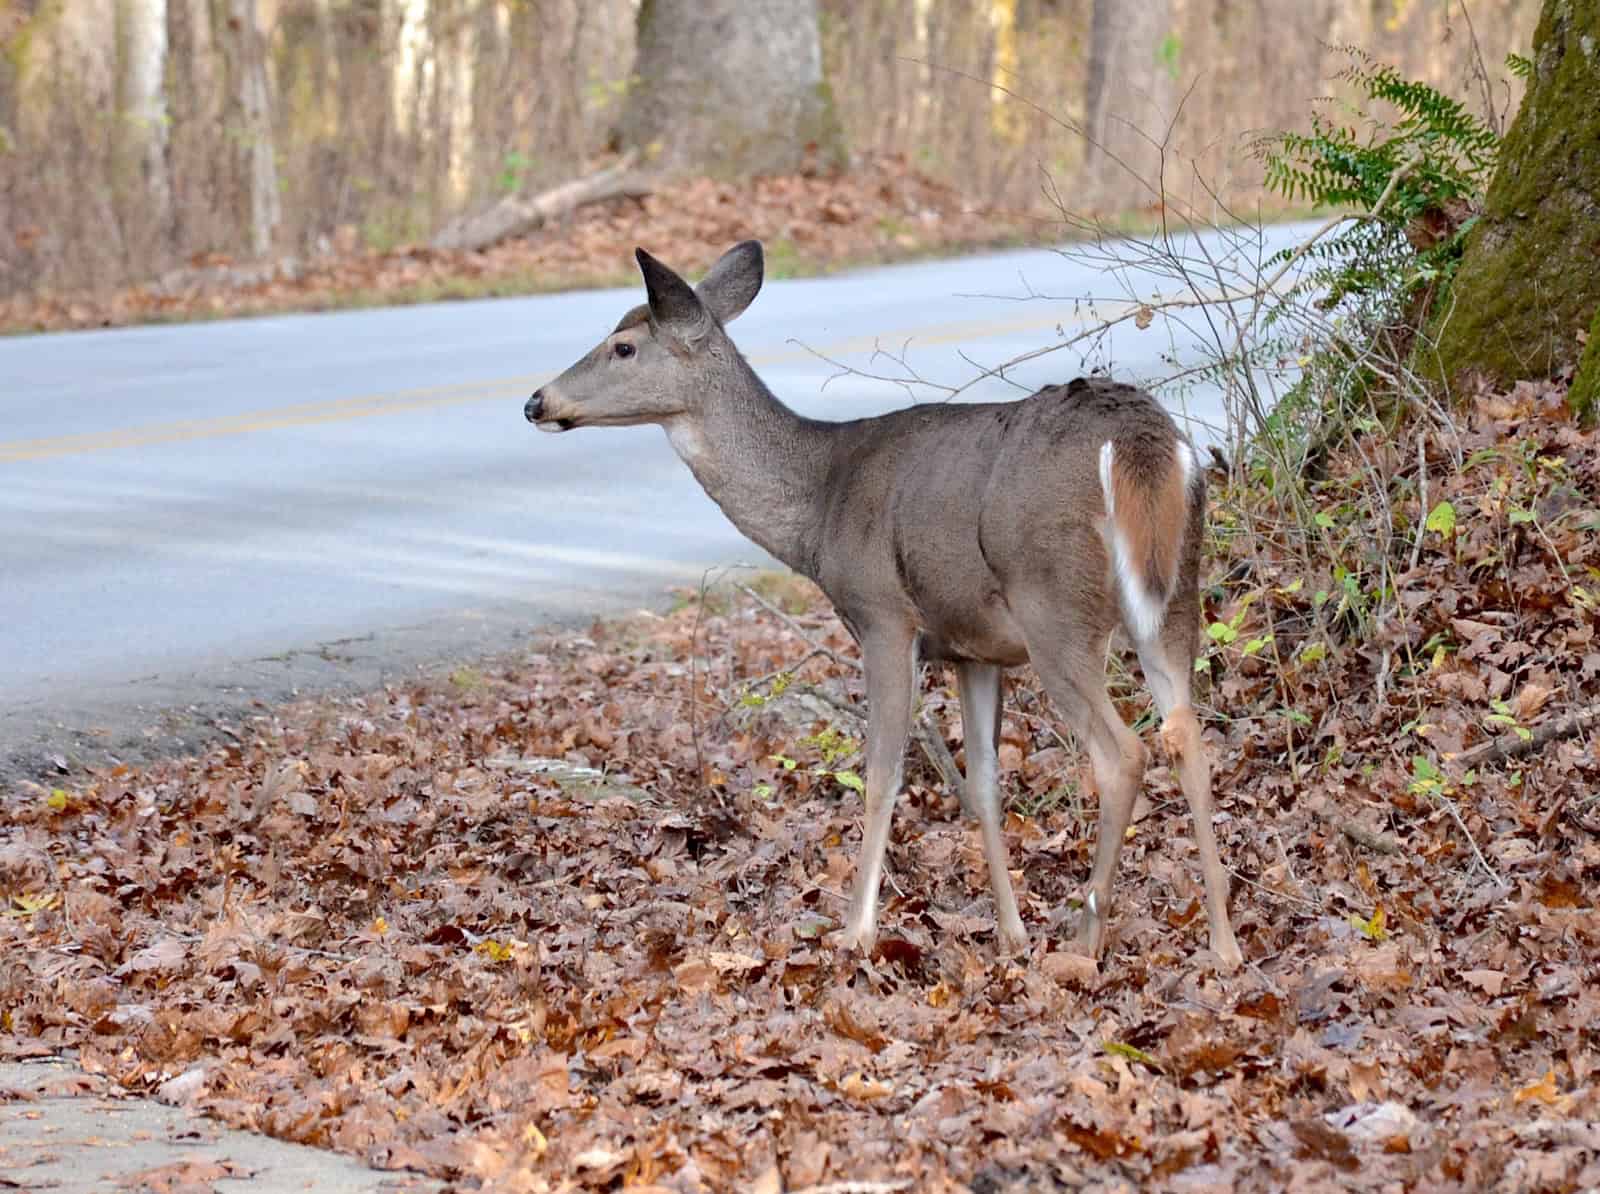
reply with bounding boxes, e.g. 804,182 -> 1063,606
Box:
811,377 -> 1200,668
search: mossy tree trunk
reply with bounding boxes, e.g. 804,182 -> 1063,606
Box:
1430,0 -> 1600,420
617,0 -> 845,180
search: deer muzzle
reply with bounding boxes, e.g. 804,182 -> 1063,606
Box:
524,389 -> 574,433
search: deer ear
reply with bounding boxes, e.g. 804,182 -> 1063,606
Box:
696,240 -> 764,325
636,248 -> 709,342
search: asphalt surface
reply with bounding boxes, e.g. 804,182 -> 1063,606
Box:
0,1057 -> 440,1192
0,226 -> 1310,780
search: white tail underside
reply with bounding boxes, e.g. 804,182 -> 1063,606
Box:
1099,439 -> 1165,644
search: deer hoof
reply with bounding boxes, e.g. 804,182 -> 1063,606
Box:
997,929 -> 1029,956
1211,932 -> 1244,974
1076,889 -> 1107,960
838,923 -> 877,955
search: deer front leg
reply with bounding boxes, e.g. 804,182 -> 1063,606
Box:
840,628 -> 917,954
1160,706 -> 1243,971
957,662 -> 1028,953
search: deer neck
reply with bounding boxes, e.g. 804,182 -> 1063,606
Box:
662,360 -> 832,578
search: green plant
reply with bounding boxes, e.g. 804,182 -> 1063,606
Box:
1258,46 -> 1500,318
761,729 -> 864,801
496,150 -> 534,195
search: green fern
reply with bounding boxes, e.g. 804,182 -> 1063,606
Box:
1255,46 -> 1499,315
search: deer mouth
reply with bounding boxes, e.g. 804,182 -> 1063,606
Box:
536,418 -> 576,433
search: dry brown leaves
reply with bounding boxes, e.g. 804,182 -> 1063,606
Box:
0,155 -> 1038,335
2,393 -> 1598,1192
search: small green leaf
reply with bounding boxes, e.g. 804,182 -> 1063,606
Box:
1102,1040 -> 1163,1068
1508,508 -> 1535,526
474,939 -> 514,963
1425,500 -> 1457,537
1349,905 -> 1387,942
8,893 -> 59,915
1242,635 -> 1273,656
832,770 -> 865,794
1207,621 -> 1239,646
1411,755 -> 1441,782
1314,511 -> 1336,530
753,783 -> 774,801
1299,642 -> 1327,665
795,916 -> 833,940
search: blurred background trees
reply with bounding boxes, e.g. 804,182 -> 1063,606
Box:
0,0 -> 1542,300
618,0 -> 844,179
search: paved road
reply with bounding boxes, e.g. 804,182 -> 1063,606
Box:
0,1058 -> 440,1193
0,226 -> 1309,777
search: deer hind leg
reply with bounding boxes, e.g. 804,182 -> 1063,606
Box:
957,661 -> 1027,953
1018,595 -> 1145,962
840,624 -> 918,954
1136,630 -> 1243,972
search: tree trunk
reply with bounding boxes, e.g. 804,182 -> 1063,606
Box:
1083,0 -> 1176,211
225,0 -> 280,257
116,0 -> 172,244
1430,0 -> 1600,420
617,0 -> 845,179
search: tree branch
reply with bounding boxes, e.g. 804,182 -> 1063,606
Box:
1452,704 -> 1600,768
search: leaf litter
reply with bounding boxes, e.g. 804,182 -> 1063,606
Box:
1,389 -> 1598,1192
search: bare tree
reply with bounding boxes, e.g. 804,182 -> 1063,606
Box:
116,0 -> 172,245
225,0 -> 280,257
616,0 -> 845,178
1083,0 -> 1175,210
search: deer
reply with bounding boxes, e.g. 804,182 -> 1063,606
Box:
524,240 -> 1243,972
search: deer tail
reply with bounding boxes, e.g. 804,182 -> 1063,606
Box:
1098,433 -> 1197,644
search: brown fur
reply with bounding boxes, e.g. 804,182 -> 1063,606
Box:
1111,436 -> 1189,606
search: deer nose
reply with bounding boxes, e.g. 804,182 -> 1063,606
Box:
525,390 -> 544,423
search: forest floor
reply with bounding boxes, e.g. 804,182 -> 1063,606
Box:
2,382 -> 1597,1192
0,155 -> 1052,336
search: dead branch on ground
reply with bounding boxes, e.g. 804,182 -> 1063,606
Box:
431,152 -> 649,253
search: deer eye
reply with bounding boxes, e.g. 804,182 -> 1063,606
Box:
613,341 -> 635,360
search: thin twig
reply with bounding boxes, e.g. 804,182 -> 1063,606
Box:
1409,431 -> 1429,572
736,583 -> 859,673
690,569 -> 713,794
739,648 -> 830,693
1431,792 -> 1505,887
1456,0 -> 1502,139
166,930 -> 358,964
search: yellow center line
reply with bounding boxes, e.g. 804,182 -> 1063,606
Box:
1,307 -> 1123,464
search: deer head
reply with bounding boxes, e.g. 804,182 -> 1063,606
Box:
524,241 -> 765,432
